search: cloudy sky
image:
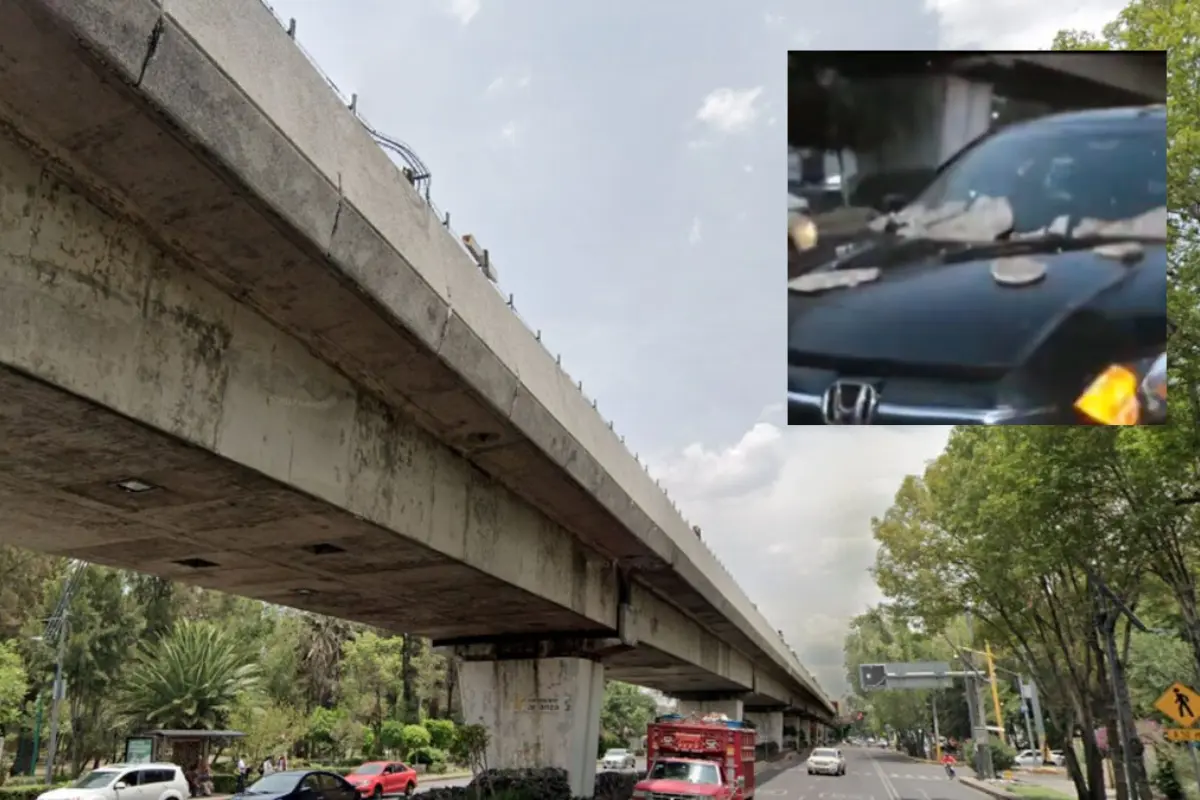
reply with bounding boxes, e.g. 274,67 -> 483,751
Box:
264,0 -> 1125,696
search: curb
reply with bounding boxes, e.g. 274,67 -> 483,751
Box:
959,777 -> 1019,800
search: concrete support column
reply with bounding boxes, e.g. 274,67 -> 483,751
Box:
783,715 -> 800,749
455,643 -> 609,797
676,696 -> 744,720
745,711 -> 784,749
938,75 -> 994,164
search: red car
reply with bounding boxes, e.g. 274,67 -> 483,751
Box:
344,762 -> 418,799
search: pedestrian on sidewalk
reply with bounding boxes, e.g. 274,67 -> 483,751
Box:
236,755 -> 248,793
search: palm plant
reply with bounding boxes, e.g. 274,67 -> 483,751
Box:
119,620 -> 259,730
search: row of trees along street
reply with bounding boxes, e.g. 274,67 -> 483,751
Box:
846,423 -> 1200,800
0,548 -> 659,797
844,6 -> 1200,800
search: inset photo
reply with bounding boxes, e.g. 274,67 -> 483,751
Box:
786,52 -> 1167,426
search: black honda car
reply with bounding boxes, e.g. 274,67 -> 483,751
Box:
787,105 -> 1167,426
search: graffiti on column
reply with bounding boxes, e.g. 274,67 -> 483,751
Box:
513,696 -> 573,713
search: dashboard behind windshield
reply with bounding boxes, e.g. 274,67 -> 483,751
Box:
914,120 -> 1166,234
649,761 -> 720,784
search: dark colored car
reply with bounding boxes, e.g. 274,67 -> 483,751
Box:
232,771 -> 357,800
788,105 -> 1167,425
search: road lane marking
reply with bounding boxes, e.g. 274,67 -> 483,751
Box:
919,789 -> 932,800
868,755 -> 901,800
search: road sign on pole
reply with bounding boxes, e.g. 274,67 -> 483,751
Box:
858,662 -> 956,692
1165,729 -> 1200,742
860,664 -> 887,691
1155,682 -> 1200,728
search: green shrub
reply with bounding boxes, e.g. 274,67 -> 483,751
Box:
1153,749 -> 1185,800
410,746 -> 447,766
212,774 -> 240,795
0,785 -> 61,800
425,719 -> 456,750
962,738 -> 1016,773
400,724 -> 432,757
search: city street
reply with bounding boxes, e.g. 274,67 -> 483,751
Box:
757,747 -> 987,800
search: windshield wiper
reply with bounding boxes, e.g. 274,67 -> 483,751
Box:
937,232 -> 1163,264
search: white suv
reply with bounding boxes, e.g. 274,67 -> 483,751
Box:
38,763 -> 189,800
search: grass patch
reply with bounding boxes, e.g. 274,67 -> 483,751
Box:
1009,786 -> 1074,800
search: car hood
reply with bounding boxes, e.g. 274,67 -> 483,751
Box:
232,793 -> 289,800
788,238 -> 1165,373
636,780 -> 724,796
39,789 -> 111,800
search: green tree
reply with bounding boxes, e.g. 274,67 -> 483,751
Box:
600,681 -> 656,743
871,428 -> 1144,800
119,619 -> 259,730
341,633 -> 404,755
0,640 -> 28,774
232,697 -> 304,765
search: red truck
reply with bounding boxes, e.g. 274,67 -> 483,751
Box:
633,716 -> 757,800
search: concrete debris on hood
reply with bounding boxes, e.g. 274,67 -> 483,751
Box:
868,195 -> 1015,242
1074,205 -> 1168,240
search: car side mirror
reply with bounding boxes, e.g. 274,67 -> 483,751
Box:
114,783 -> 128,791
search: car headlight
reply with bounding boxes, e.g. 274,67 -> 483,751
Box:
1074,352 -> 1166,425
790,216 -> 818,252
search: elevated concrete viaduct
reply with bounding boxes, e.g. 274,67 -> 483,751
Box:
0,0 -> 835,792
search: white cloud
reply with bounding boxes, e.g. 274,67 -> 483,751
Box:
688,217 -> 703,245
763,12 -> 786,26
695,87 -> 765,134
929,0 -> 1127,48
443,0 -> 480,25
652,423 -> 952,695
498,121 -> 518,145
484,71 -> 531,96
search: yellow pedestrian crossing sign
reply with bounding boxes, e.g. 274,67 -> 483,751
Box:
1154,682 -> 1200,728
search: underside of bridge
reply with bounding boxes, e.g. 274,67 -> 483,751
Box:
0,2 -> 832,793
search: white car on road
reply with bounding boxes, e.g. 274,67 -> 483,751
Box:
1015,749 -> 1045,768
601,749 -> 636,770
38,764 -> 189,800
807,748 -> 846,776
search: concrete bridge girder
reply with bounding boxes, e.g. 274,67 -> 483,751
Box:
0,0 -> 829,720
0,0 -> 836,795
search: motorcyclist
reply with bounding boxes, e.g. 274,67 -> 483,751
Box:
941,752 -> 957,778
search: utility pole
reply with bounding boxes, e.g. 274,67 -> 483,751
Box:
985,643 -> 1007,745
964,611 -> 995,779
43,614 -> 67,785
932,692 -> 943,762
1017,678 -> 1037,753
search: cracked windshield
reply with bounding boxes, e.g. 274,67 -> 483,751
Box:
787,50 -> 1168,427
0,4 -> 1197,800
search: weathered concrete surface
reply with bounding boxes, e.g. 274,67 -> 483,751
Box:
0,0 -> 832,717
0,124 -> 770,696
458,656 -> 604,796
